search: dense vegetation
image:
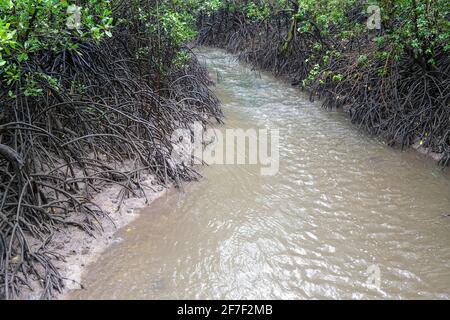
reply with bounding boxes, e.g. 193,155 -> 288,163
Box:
0,0 -> 222,299
198,0 -> 449,161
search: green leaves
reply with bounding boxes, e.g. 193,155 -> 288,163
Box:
159,10 -> 197,45
0,19 -> 18,66
383,0 -> 449,67
357,54 -> 368,66
243,2 -> 271,21
0,0 -> 113,87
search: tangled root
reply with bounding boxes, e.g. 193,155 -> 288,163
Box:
0,17 -> 222,299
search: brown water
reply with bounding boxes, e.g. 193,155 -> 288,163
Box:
69,48 -> 450,300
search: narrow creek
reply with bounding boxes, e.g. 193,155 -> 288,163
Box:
69,48 -> 450,299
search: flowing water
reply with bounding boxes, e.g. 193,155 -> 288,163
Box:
69,48 -> 450,300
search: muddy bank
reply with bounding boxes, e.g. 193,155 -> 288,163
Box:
196,5 -> 450,166
20,174 -> 167,300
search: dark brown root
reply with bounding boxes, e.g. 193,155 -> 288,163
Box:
0,8 -> 222,300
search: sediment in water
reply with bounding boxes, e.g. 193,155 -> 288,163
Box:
196,6 -> 449,164
0,3 -> 222,299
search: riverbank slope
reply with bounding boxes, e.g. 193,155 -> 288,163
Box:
1,1 -> 222,300
196,1 -> 449,164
